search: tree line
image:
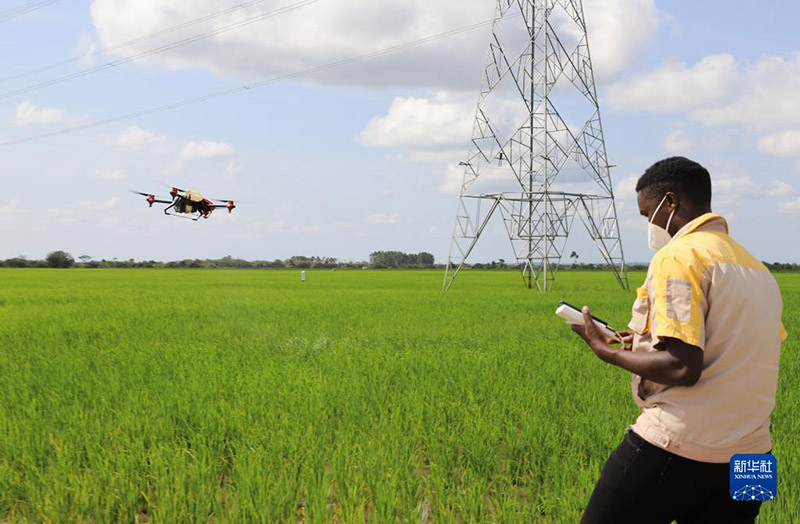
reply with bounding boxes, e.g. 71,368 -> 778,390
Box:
368,251 -> 435,268
3,251 -> 799,272
0,251 -> 436,269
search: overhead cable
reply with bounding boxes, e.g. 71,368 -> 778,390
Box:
0,0 -> 59,24
0,0 -> 321,101
0,15 -> 518,147
0,0 -> 276,84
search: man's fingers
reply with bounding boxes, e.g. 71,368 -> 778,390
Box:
581,306 -> 598,336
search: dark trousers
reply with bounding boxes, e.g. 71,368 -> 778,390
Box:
581,430 -> 763,524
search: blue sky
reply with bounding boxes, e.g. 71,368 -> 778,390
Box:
1,0 -> 798,265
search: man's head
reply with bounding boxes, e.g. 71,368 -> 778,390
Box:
636,156 -> 713,236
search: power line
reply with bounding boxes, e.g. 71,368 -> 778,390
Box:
0,0 -> 276,84
0,15 -> 514,148
0,0 -> 321,102
0,0 -> 59,24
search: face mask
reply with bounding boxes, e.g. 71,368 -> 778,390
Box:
647,195 -> 675,251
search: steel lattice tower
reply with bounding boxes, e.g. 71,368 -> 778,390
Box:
443,0 -> 628,291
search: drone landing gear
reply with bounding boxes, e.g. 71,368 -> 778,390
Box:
163,203 -> 201,221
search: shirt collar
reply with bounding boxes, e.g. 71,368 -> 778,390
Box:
671,212 -> 728,242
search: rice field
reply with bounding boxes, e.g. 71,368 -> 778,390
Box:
0,268 -> 797,523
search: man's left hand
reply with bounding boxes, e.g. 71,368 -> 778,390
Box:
570,306 -> 616,361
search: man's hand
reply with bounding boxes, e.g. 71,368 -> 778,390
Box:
611,330 -> 634,350
570,306 -> 618,362
569,306 -> 703,386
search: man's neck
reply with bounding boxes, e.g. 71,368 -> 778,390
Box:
669,207 -> 713,236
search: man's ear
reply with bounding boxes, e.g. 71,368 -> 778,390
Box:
665,191 -> 679,211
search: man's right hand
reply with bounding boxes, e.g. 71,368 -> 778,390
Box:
610,330 -> 634,350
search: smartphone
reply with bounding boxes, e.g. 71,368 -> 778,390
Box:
555,301 -> 617,340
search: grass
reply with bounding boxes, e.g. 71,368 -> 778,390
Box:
0,269 -> 797,523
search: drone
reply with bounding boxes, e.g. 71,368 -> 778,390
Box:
130,186 -> 236,221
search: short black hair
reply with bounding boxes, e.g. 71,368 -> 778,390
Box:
636,156 -> 712,206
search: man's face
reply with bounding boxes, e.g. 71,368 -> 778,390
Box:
637,189 -> 669,228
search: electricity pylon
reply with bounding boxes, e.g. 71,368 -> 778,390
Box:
443,0 -> 628,291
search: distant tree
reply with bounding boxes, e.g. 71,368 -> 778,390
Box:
287,256 -> 313,268
369,251 -> 435,268
5,257 -> 28,268
569,251 -> 580,266
46,251 -> 75,268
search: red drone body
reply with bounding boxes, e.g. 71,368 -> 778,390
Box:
131,187 -> 236,221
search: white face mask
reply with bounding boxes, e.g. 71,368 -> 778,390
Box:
647,195 -> 675,252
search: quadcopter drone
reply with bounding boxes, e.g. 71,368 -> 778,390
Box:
130,186 -> 236,221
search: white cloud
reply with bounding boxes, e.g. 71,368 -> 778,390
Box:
709,171 -> 798,211
392,149 -> 465,163
101,196 -> 119,209
11,101 -> 80,127
778,198 -> 800,215
615,174 -> 640,201
610,52 -> 800,133
766,181 -> 795,197
90,0 -> 659,89
44,196 -> 121,225
757,130 -> 800,158
606,54 -> 738,113
253,219 -> 286,233
361,91 -> 533,175
108,125 -> 166,150
361,94 -> 473,149
292,223 -> 320,234
93,169 -> 126,181
365,213 -> 400,224
580,0 -> 660,82
180,140 -> 235,159
694,53 -> 800,129
713,175 -> 757,202
0,200 -> 24,222
441,163 -> 465,194
225,160 -> 243,177
663,129 -> 694,154
73,31 -> 98,66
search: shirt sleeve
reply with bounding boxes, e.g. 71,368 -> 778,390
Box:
650,252 -> 706,349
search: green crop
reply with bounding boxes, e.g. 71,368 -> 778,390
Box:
0,269 -> 797,523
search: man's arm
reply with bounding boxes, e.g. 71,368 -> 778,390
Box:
572,306 -> 703,387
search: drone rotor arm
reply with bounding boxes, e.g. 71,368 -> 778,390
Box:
209,198 -> 237,212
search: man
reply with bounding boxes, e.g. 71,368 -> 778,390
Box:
573,157 -> 787,523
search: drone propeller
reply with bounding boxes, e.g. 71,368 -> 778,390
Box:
129,189 -> 172,207
169,186 -> 186,198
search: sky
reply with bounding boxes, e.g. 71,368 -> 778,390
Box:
1,0 -> 799,265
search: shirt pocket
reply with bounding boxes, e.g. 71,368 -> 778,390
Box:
628,286 -> 650,335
